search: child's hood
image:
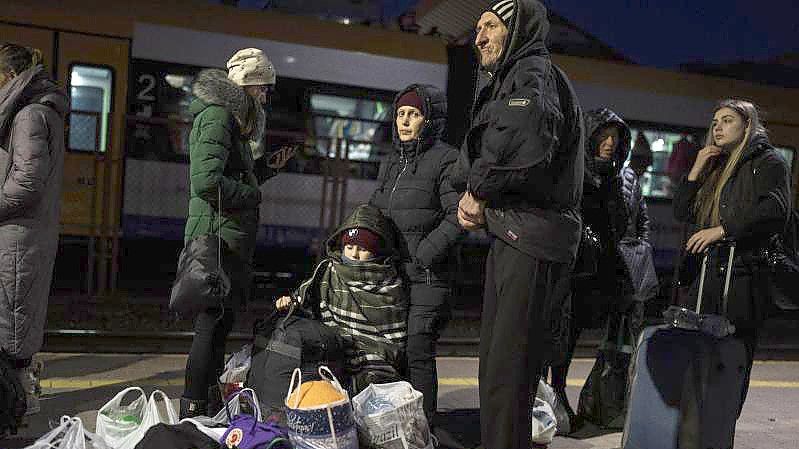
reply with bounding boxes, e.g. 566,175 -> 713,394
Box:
325,204 -> 398,259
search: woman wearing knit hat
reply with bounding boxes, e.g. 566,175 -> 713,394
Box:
369,84 -> 464,429
179,48 -> 292,418
226,47 -> 295,167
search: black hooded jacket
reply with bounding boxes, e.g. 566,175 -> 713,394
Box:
674,134 -> 792,253
450,0 -> 584,264
673,135 -> 791,327
582,108 -> 631,247
369,84 -> 464,284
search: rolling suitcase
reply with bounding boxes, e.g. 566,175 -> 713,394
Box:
622,242 -> 748,449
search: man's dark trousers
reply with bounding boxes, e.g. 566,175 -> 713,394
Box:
479,238 -> 571,449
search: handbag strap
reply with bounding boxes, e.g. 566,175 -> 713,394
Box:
217,185 -> 222,273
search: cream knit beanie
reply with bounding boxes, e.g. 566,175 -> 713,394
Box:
226,48 -> 276,86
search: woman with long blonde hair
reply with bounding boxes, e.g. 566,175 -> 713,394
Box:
673,98 -> 792,413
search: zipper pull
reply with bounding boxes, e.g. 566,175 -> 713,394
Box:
425,268 -> 431,285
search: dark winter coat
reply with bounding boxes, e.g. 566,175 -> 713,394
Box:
449,0 -> 584,264
581,108 -> 631,249
370,84 -> 464,287
184,69 -> 277,301
573,109 -> 635,314
0,65 -> 67,359
621,166 -> 650,241
673,134 -> 792,328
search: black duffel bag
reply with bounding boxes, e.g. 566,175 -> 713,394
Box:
169,186 -> 231,318
246,304 -> 348,417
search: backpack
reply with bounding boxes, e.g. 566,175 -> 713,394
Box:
0,350 -> 27,437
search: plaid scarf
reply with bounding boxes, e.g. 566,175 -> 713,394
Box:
294,258 -> 408,386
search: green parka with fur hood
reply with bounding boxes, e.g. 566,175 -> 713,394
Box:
185,69 -> 277,297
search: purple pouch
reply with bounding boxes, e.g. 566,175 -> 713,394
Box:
220,390 -> 292,449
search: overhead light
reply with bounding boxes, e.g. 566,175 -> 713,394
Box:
339,17 -> 351,25
285,56 -> 297,64
653,138 -> 665,152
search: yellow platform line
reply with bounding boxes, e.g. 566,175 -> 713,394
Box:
41,377 -> 799,390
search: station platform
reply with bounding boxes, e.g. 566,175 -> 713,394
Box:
2,354 -> 798,449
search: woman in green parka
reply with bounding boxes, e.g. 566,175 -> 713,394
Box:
181,48 -> 294,418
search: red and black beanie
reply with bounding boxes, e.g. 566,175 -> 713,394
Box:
396,90 -> 424,113
340,227 -> 382,255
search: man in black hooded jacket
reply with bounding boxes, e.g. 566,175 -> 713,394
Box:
449,1 -> 583,448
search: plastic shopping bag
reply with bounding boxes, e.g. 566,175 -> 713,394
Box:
220,344 -> 252,400
531,397 -> 557,445
536,380 -> 570,435
351,381 -> 433,449
96,388 -> 178,449
183,388 -> 266,442
25,416 -> 109,449
284,366 -> 359,449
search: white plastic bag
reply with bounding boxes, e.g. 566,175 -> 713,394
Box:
352,381 -> 433,449
182,388 -> 264,441
95,388 -> 178,449
531,397 -> 557,445
219,344 -> 252,400
536,380 -> 570,435
25,416 -> 109,449
220,344 -> 252,384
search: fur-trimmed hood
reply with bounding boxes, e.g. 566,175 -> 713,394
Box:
190,69 -> 266,157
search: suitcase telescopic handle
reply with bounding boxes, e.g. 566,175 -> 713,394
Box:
696,240 -> 736,315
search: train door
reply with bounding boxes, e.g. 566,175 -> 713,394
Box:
57,32 -> 129,295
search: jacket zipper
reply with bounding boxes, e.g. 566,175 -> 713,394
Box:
388,150 -> 409,214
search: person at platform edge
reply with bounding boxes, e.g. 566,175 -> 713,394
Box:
449,1 -> 584,448
180,48 -> 294,418
0,42 -> 67,416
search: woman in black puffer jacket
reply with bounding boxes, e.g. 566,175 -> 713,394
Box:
546,108 -> 633,424
369,84 -> 464,423
674,98 -> 791,413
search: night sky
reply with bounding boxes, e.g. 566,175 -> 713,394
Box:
237,0 -> 798,69
538,0 -> 799,68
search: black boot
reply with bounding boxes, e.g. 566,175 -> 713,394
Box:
207,384 -> 224,417
179,397 -> 208,419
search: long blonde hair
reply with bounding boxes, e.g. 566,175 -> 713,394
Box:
693,99 -> 768,227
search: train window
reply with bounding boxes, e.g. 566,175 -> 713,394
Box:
127,61 -> 196,162
310,94 -> 391,162
627,127 -> 702,199
68,65 -> 113,152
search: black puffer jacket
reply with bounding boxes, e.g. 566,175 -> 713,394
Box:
674,134 -> 791,252
582,108 -> 631,247
574,108 -> 635,305
673,134 -> 791,327
621,166 -> 650,241
450,0 -> 584,264
370,85 -> 463,285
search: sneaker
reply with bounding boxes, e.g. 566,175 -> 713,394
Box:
17,360 -> 42,416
